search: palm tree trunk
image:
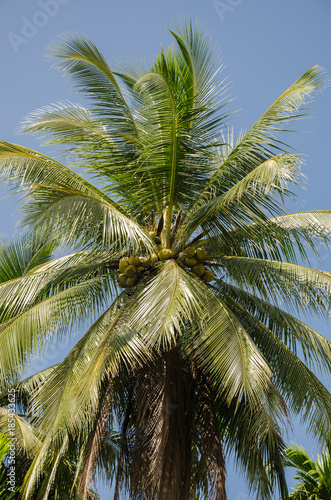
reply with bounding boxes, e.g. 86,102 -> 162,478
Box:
157,347 -> 187,500
197,372 -> 227,500
128,348 -> 228,499
180,361 -> 196,499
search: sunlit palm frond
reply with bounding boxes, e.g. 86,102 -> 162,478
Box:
169,19 -> 228,110
21,293 -> 147,499
19,101 -> 156,211
47,33 -> 139,140
19,101 -> 111,148
0,247 -> 119,322
0,407 -> 41,456
30,297 -> 147,435
176,153 -> 302,247
206,211 -> 331,263
128,21 -> 231,228
127,259 -> 270,404
0,272 -> 115,386
0,234 -> 55,284
0,141 -> 153,252
178,65 -> 325,243
219,256 -> 331,315
217,281 -> 331,373
221,293 -> 331,443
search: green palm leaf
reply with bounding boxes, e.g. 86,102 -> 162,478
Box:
21,293 -> 146,498
218,281 -> 331,372
47,33 -> 139,138
129,260 -> 272,402
219,293 -> 331,441
208,211 -> 331,262
0,408 -> 41,456
178,65 -> 325,244
281,442 -> 331,498
220,256 -> 331,314
0,141 -> 153,252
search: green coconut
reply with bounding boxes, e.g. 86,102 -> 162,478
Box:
202,270 -> 214,282
186,247 -> 195,258
159,249 -> 175,261
140,257 -> 150,268
118,258 -> 129,272
148,230 -> 156,239
185,257 -> 198,267
192,264 -> 205,277
118,274 -> 128,287
129,256 -> 141,267
124,265 -> 137,277
158,249 -> 168,261
137,266 -> 145,272
150,253 -> 159,264
126,277 -> 134,287
196,247 -> 206,261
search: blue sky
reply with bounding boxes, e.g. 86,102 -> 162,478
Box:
1,0 -> 331,498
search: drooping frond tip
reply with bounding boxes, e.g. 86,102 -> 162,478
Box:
280,65 -> 328,114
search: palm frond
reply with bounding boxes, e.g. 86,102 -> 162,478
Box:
141,261 -> 273,402
0,272 -> 115,386
19,102 -> 155,210
47,33 -> 139,140
169,19 -> 227,110
217,281 -> 331,373
19,101 -> 112,148
178,65 -> 326,243
0,141 -> 153,252
282,443 -> 331,498
126,259 -> 271,405
30,296 -> 147,436
220,256 -> 331,315
206,210 -> 331,263
0,233 -> 55,284
177,153 -> 302,247
0,407 -> 41,456
220,292 -> 331,443
21,293 -> 147,499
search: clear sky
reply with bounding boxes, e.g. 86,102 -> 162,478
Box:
1,0 -> 331,498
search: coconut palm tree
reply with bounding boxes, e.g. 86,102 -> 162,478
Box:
1,20 -> 331,500
281,441 -> 331,499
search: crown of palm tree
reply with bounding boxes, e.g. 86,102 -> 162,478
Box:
280,440 -> 331,499
0,20 -> 331,500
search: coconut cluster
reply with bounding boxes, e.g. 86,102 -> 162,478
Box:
117,245 -> 214,289
180,246 -> 215,282
117,255 -> 156,288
